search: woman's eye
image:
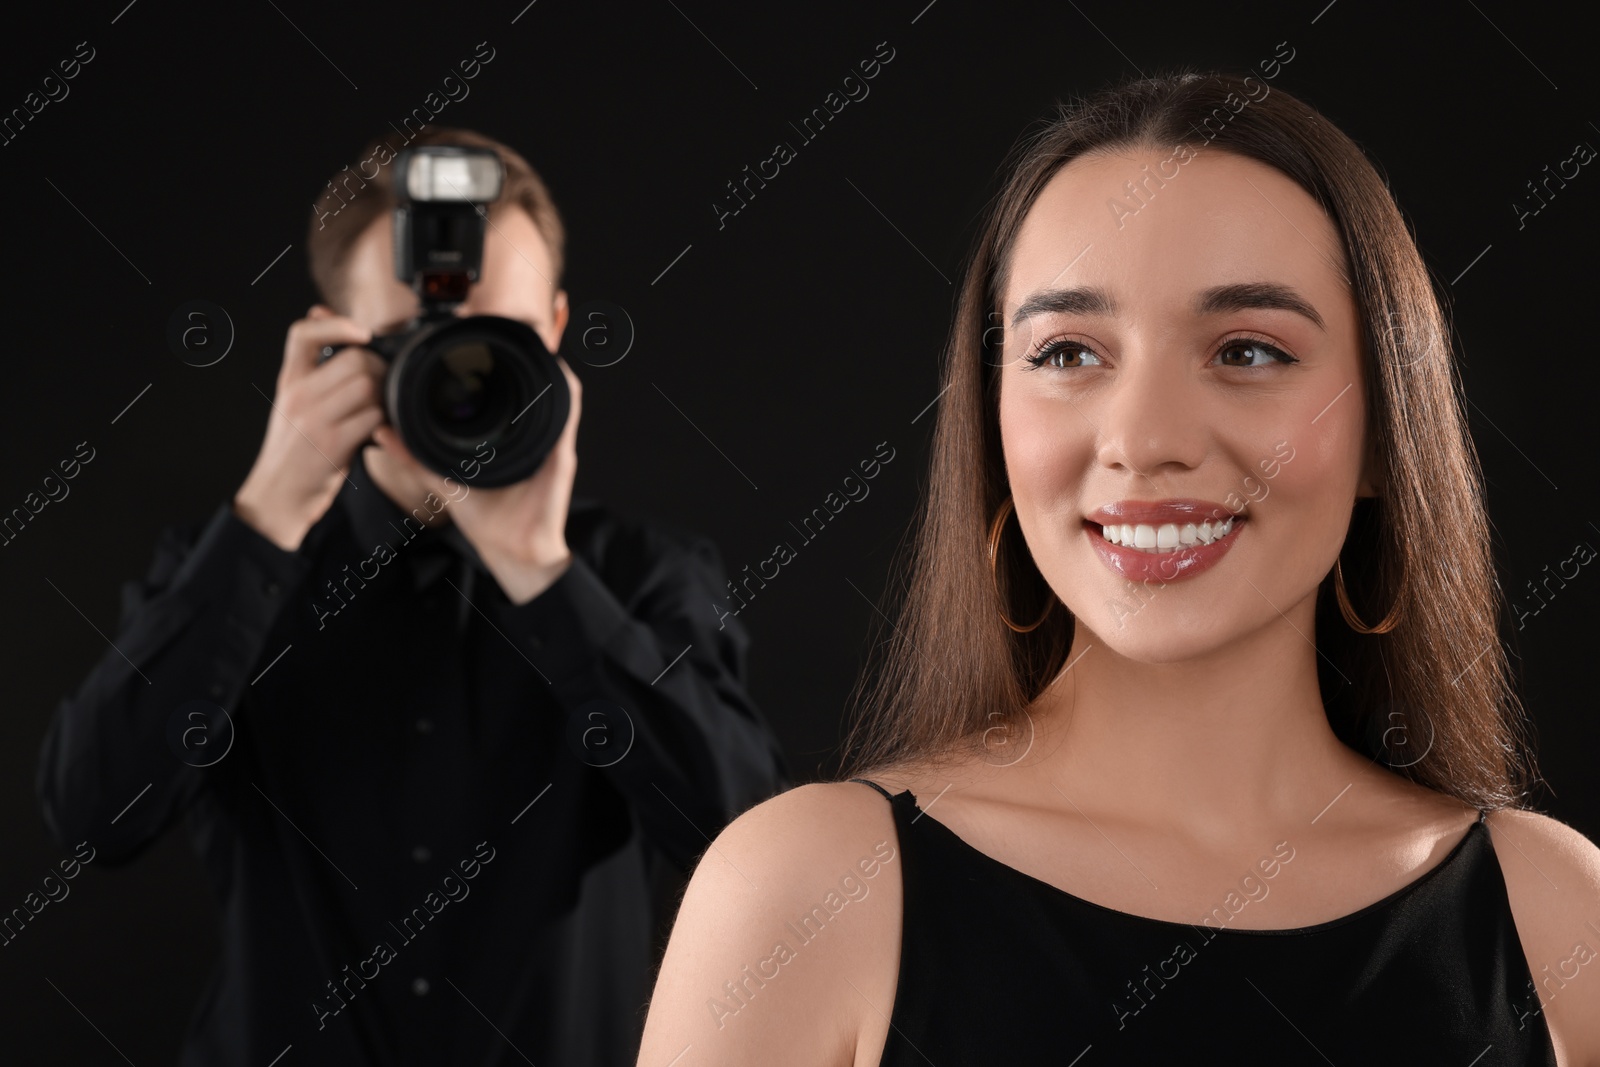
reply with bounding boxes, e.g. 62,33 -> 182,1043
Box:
1216,339 -> 1296,368
1024,340 -> 1102,370
1021,338 -> 1297,370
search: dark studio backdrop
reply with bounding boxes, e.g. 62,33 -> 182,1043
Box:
1,0 -> 1596,1059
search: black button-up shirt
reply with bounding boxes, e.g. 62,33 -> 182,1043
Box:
36,446 -> 790,1066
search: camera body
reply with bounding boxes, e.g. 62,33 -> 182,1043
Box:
319,145 -> 570,488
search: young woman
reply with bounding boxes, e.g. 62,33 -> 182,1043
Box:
636,72 -> 1600,1065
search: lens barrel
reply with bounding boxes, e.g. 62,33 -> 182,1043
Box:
367,314 -> 569,487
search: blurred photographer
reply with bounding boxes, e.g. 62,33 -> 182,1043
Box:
35,126 -> 789,1066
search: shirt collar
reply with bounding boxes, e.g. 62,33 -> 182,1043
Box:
340,446 -> 489,592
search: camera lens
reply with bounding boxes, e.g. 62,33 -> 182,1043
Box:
388,314 -> 569,488
424,338 -> 515,442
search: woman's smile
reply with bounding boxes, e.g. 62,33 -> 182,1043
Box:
1080,497 -> 1246,582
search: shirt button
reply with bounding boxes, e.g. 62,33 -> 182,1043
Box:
264,580 -> 281,595
412,845 -> 431,863
527,634 -> 544,650
209,682 -> 225,698
415,718 -> 434,734
412,977 -> 430,996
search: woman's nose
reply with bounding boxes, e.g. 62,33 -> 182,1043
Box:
1093,346 -> 1209,479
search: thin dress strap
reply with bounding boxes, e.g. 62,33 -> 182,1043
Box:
848,777 -> 894,802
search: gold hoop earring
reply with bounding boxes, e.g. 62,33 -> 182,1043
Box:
1334,555 -> 1403,634
988,496 -> 1056,633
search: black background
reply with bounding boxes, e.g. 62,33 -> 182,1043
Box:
2,0 -> 1596,1059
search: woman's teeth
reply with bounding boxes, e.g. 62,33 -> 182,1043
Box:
1099,517 -> 1237,553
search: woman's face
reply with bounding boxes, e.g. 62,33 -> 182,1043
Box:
997,146 -> 1373,663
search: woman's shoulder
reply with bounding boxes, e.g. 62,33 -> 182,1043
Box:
704,777 -> 911,871
1482,806 -> 1600,1059
1483,805 -> 1600,878
636,778 -> 912,1066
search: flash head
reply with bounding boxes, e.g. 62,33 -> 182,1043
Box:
400,147 -> 504,203
392,146 -> 506,303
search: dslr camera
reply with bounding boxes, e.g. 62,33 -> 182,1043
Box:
318,145 -> 570,488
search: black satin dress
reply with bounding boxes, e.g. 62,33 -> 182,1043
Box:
849,777 -> 1558,1065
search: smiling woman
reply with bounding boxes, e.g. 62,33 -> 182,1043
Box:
635,72 -> 1600,1066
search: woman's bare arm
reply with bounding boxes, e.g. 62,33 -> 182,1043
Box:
636,781 -> 905,1067
1489,809 -> 1600,1066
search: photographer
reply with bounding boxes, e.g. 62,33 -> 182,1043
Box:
35,126 -> 789,1066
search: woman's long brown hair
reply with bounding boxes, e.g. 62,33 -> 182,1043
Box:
838,71 -> 1540,810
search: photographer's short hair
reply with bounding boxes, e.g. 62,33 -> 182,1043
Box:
306,126 -> 565,314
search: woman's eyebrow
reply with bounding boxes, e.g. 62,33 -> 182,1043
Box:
1195,282 -> 1325,331
1008,282 -> 1325,333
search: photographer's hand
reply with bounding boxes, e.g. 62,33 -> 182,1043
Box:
234,305 -> 388,552
371,354 -> 582,605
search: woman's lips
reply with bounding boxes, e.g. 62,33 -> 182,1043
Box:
1085,498 -> 1239,526
1081,498 -> 1245,584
